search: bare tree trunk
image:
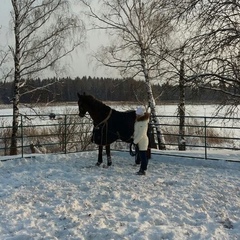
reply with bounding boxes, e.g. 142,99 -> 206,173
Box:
147,89 -> 166,150
141,50 -> 166,150
7,0 -> 85,155
178,59 -> 186,151
10,0 -> 20,155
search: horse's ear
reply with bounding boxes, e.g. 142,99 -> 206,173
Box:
83,92 -> 86,95
77,92 -> 81,98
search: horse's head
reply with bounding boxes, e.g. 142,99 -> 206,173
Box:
77,92 -> 87,117
77,93 -> 110,123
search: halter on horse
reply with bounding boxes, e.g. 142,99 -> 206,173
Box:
77,93 -> 136,166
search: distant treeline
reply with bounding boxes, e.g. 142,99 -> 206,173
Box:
0,76 -> 223,104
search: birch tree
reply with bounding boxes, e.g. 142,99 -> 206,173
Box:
174,0 -> 240,115
9,0 -> 85,155
80,0 -> 176,149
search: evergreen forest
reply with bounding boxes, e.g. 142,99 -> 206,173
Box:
0,76 -> 225,104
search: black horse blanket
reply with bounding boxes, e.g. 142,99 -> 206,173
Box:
91,109 -> 136,146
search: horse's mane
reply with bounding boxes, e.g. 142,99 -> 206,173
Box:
85,95 -> 111,111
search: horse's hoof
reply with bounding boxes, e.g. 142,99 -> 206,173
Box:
96,162 -> 101,166
107,161 -> 112,166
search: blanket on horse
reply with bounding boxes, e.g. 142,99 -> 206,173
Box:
91,109 -> 135,146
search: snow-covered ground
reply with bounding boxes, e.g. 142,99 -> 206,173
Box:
0,150 -> 239,240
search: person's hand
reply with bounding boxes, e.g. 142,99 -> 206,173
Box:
130,139 -> 137,156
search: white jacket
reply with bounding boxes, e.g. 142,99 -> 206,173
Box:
133,113 -> 150,150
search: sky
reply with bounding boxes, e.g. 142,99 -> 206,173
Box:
0,0 -> 117,79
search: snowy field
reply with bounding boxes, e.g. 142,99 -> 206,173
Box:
0,150 -> 240,240
0,102 -> 236,117
1,103 -> 239,139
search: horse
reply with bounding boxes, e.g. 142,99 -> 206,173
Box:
77,93 -> 136,166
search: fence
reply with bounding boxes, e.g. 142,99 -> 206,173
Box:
0,113 -> 239,162
0,114 -> 95,158
149,115 -> 240,162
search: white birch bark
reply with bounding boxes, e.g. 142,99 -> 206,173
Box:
10,0 -> 20,155
9,0 -> 85,155
141,50 -> 166,149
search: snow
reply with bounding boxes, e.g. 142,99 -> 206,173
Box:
0,150 -> 240,240
0,103 -> 236,117
1,103 -> 240,239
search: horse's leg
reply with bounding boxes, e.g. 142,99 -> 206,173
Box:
106,145 -> 112,166
96,145 -> 103,166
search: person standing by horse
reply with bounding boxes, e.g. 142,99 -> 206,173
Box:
133,106 -> 150,175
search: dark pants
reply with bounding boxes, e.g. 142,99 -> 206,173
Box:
138,150 -> 148,171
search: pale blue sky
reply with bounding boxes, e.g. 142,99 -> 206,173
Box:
0,1 -> 116,79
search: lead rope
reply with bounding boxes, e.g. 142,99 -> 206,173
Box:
95,109 -> 112,129
93,109 -> 112,145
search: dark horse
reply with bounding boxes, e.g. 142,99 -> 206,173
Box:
77,93 -> 136,166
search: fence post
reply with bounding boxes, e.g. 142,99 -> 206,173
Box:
204,117 -> 207,159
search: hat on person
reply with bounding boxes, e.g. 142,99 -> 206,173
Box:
136,106 -> 145,116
